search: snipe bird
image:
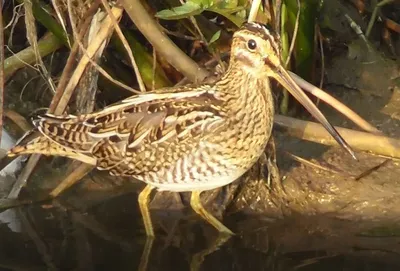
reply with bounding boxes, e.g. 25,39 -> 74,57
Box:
8,22 -> 354,236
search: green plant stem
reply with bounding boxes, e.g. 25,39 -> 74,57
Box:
111,30 -> 172,89
280,2 -> 289,115
4,32 -> 63,79
18,0 -> 70,46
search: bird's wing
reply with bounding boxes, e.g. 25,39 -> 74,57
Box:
28,86 -> 226,169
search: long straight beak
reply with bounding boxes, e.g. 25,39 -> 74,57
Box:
272,64 -> 357,160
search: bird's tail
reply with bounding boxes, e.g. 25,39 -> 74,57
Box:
8,131 -> 97,165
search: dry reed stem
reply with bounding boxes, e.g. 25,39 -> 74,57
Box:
0,0 -> 4,146
24,0 -> 56,93
275,115 -> 400,159
58,5 -> 123,115
100,0 -> 146,92
8,5 -> 124,198
120,0 -> 209,83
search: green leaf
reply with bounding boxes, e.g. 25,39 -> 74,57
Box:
191,0 -> 212,6
156,2 -> 205,20
214,0 -> 239,9
284,0 -> 320,80
209,30 -> 221,44
207,7 -> 246,27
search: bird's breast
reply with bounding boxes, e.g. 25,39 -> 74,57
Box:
206,83 -> 275,173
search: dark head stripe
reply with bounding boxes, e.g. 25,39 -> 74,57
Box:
241,22 -> 280,55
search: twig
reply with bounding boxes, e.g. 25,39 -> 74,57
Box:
5,109 -> 32,132
16,0 -> 70,46
354,159 -> 391,181
160,26 -> 197,40
59,4 -> 125,115
284,0 -> 300,67
279,1 -> 289,114
284,151 -> 343,175
67,2 -> 139,94
49,0 -> 101,111
275,115 -> 400,159
74,8 -> 103,113
350,0 -> 366,14
24,0 -> 57,93
317,26 -> 325,90
385,17 -> 400,34
120,0 -> 209,83
188,15 -> 224,71
100,0 -> 146,92
51,0 -> 72,48
49,163 -> 94,198
152,47 -> 156,90
8,154 -> 41,198
382,25 -> 396,55
344,13 -> 374,53
275,0 -> 282,32
0,0 -> 4,146
366,0 -> 394,37
4,3 -> 23,31
248,0 -> 262,22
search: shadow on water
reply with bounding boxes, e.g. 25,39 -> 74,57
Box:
1,185 -> 400,271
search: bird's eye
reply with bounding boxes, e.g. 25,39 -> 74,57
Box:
247,39 -> 257,51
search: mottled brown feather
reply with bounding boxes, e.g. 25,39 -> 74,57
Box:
9,88 -> 227,177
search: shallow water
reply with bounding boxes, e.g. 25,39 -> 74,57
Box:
1,189 -> 400,271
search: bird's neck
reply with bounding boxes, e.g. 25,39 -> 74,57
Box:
215,64 -> 273,110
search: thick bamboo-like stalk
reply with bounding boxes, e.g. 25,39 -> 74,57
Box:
275,115 -> 400,159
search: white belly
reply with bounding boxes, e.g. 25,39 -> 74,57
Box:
145,167 -> 247,192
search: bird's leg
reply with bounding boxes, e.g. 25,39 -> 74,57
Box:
190,191 -> 234,235
138,237 -> 154,271
138,185 -> 155,237
190,233 -> 231,271
189,191 -> 233,270
264,136 -> 283,192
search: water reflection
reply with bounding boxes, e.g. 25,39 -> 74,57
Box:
1,191 -> 400,271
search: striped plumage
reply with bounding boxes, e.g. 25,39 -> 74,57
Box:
10,76 -> 273,191
8,22 -> 353,236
